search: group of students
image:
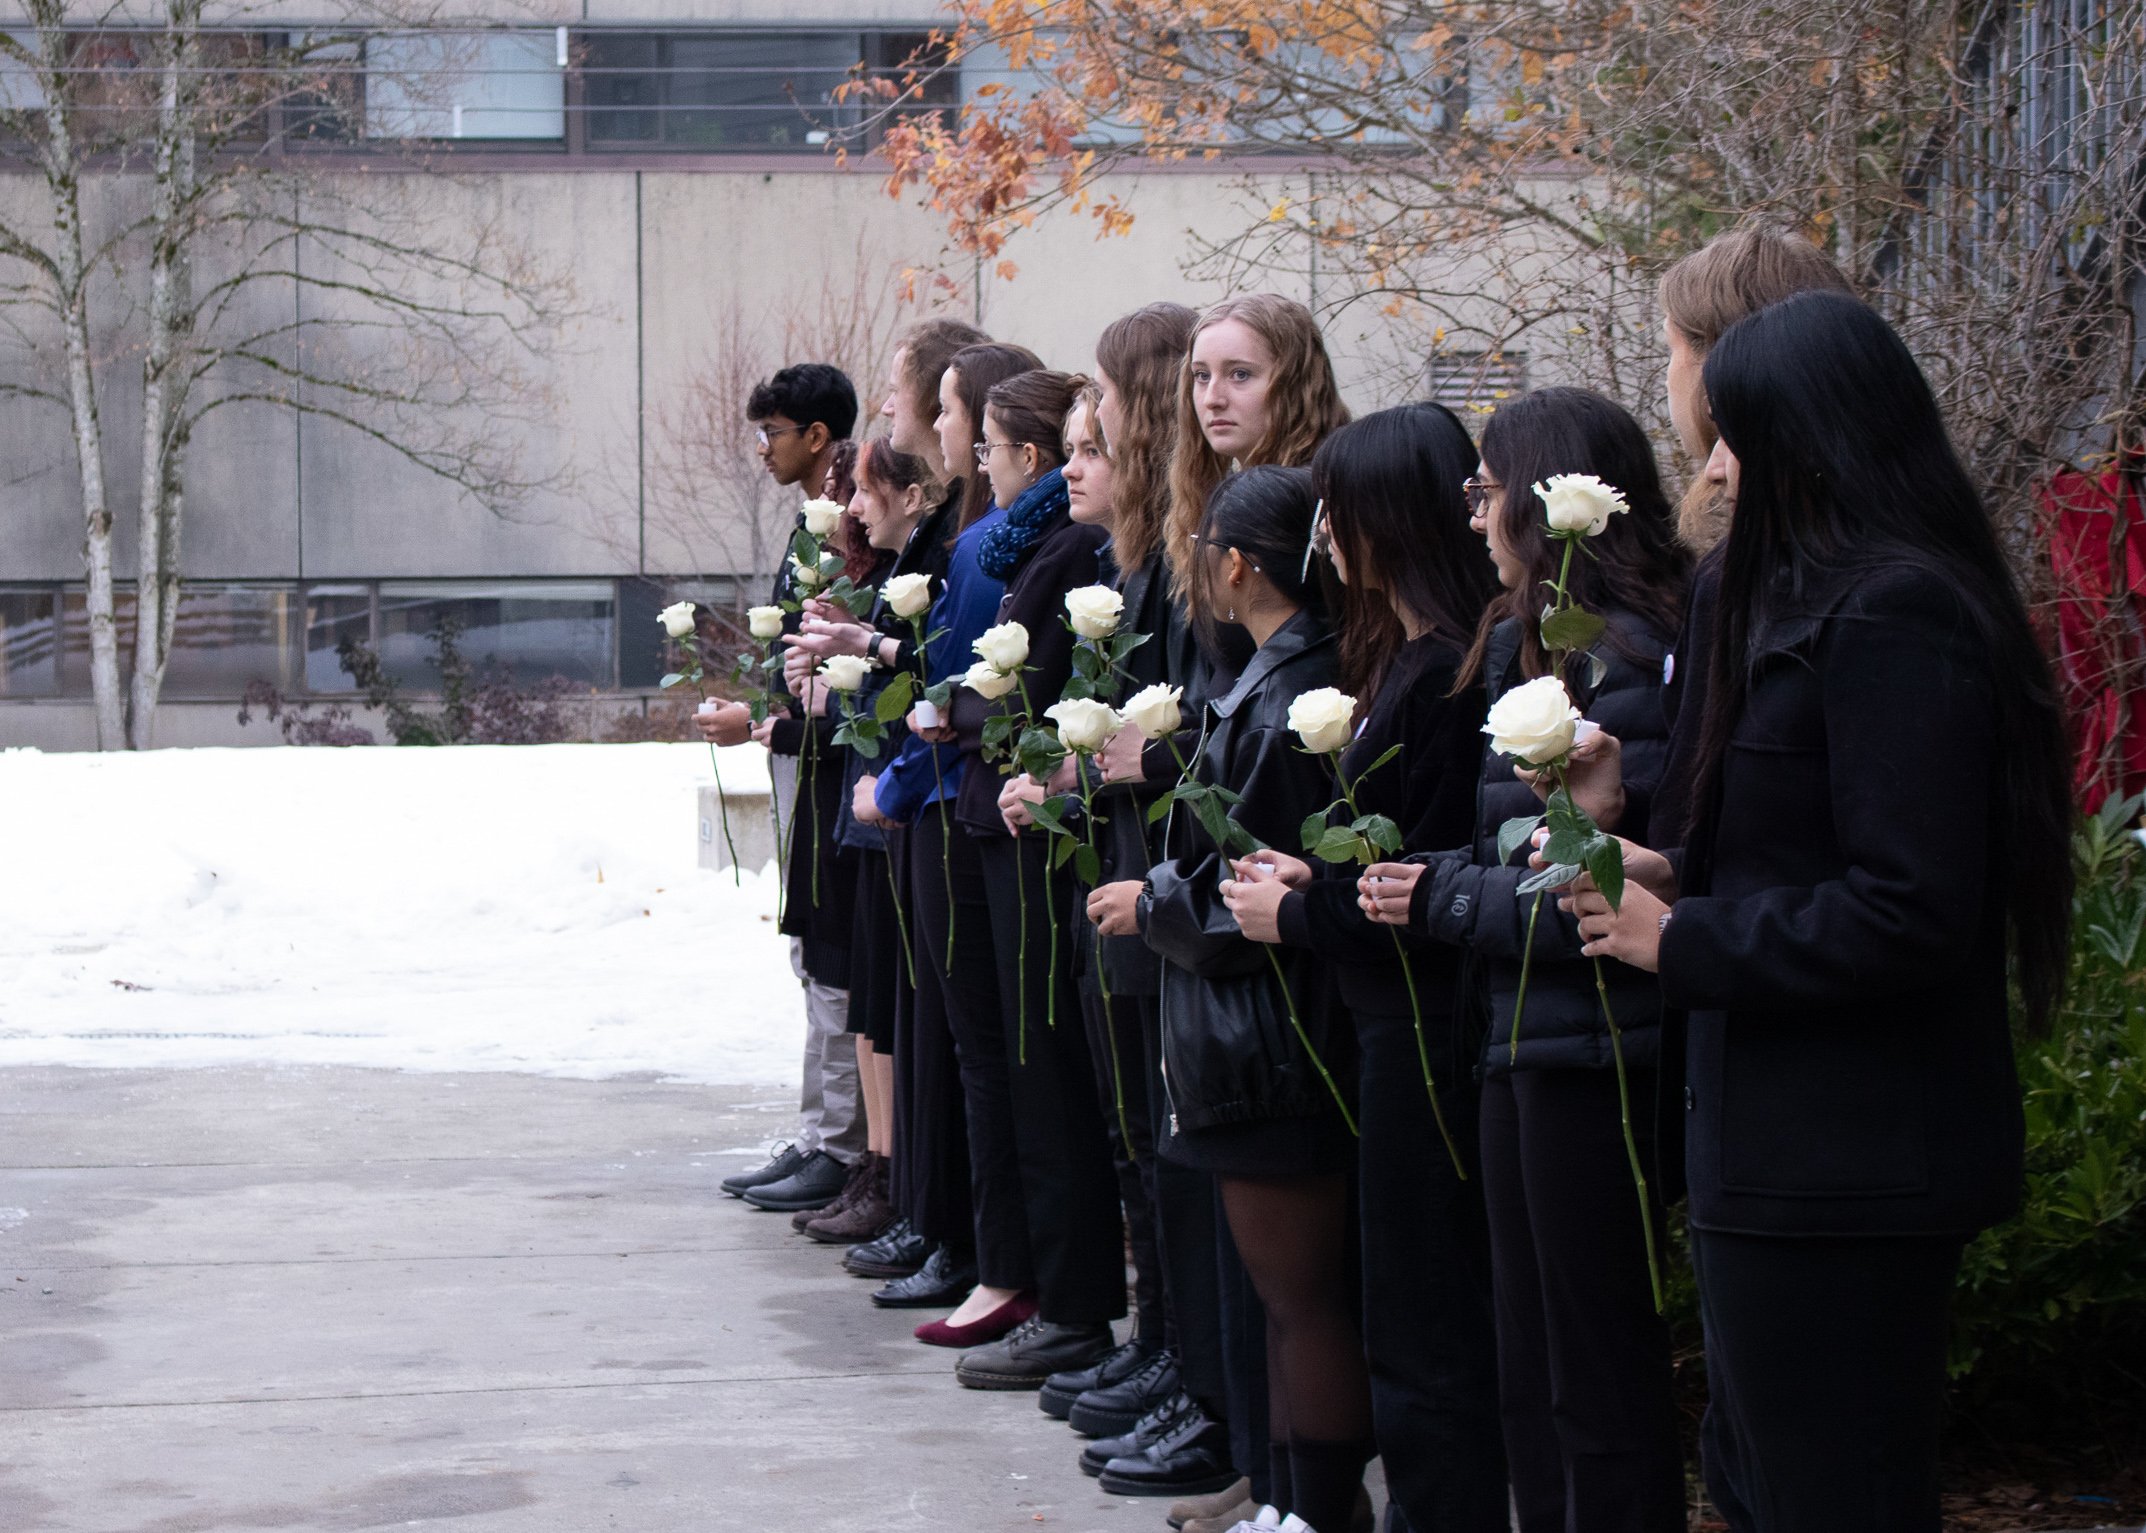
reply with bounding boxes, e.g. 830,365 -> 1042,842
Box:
693,223 -> 2074,1533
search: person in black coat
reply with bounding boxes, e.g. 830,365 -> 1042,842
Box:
1223,405 -> 1510,1533
1136,466 -> 1370,1533
1564,293 -> 2073,1533
940,368 -> 1128,1389
1360,388 -> 1694,1533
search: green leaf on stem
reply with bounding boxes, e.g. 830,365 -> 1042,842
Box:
1516,861 -> 1583,896
1061,674 -> 1096,702
1313,825 -> 1369,865
1584,834 -> 1626,911
1540,604 -> 1607,653
1074,844 -> 1101,886
875,672 -> 916,723
1147,795 -> 1175,825
659,672 -> 686,690
1300,809 -> 1333,852
1355,743 -> 1402,782
1223,821 -> 1266,859
1497,812 -> 1546,866
1028,795 -> 1073,836
923,680 -> 953,710
789,528 -> 820,566
1354,814 -> 1402,855
1051,835 -> 1077,869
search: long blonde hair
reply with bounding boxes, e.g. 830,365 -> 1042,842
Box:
1165,294 -> 1350,595
1095,302 -> 1196,573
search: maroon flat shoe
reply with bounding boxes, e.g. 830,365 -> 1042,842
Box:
913,1292 -> 1037,1349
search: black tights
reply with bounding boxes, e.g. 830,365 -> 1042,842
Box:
1220,1173 -> 1374,1533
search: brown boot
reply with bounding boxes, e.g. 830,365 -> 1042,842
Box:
803,1153 -> 893,1245
793,1154 -> 868,1231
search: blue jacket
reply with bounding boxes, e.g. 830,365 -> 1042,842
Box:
874,503 -> 1008,823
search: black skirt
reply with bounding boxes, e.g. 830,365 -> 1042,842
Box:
846,846 -> 906,1052
1161,1106 -> 1355,1178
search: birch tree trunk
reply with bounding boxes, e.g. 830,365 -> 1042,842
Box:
127,4 -> 200,750
31,4 -> 124,748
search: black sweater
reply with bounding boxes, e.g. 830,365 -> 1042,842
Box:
1274,634 -> 1483,1019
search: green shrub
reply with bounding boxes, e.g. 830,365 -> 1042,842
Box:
1949,791 -> 2146,1430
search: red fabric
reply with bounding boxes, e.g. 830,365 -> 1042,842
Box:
2044,469 -> 2146,805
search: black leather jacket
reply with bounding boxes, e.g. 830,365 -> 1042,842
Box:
1142,611 -> 1348,1132
1405,611 -> 1674,1074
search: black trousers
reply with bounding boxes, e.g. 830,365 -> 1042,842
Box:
1693,1227 -> 1963,1533
1481,1066 -> 1683,1533
1353,1007 -> 1507,1533
978,832 -> 1127,1325
897,812 -> 974,1249
1139,998 -> 1242,1404
1079,965 -> 1164,1346
913,811 -> 1033,1286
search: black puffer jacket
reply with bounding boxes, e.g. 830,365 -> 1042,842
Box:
1405,610 -> 1673,1074
1143,611 -> 1347,1132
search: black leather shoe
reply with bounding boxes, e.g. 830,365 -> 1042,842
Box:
1097,1403 -> 1239,1497
740,1149 -> 848,1212
1070,1347 -> 1181,1437
845,1217 -> 926,1278
720,1142 -> 803,1198
1039,1338 -> 1147,1421
954,1317 -> 1116,1390
870,1245 -> 977,1308
1080,1391 -> 1195,1476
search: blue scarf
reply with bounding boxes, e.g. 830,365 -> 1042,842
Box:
977,467 -> 1069,580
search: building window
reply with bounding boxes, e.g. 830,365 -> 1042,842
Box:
305,584 -> 374,692
583,31 -> 867,150
1427,350 -> 1528,414
374,580 -> 616,690
365,30 -> 564,141
0,588 -> 60,699
57,584 -> 299,699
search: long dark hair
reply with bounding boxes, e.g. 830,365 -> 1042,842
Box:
1313,403 -> 1497,699
1190,464 -> 1333,658
1699,289 -> 2072,1027
984,369 -> 1084,477
1459,386 -> 1691,692
946,343 -> 1043,530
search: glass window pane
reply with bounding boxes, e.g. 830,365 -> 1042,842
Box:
306,585 -> 373,692
585,31 -> 859,150
0,589 -> 60,698
366,32 -> 564,141
583,33 -> 660,144
376,581 -> 615,690
58,586 -> 298,698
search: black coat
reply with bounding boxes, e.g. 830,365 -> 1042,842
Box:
1274,634 -> 1482,1019
949,510 -> 1112,837
1403,611 -> 1675,1072
1143,611 -> 1348,1132
1659,564 -> 2024,1238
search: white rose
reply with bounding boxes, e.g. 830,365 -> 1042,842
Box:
819,654 -> 874,692
1047,697 -> 1122,753
972,621 -> 1030,673
747,605 -> 785,641
657,601 -> 697,640
1287,686 -> 1358,756
1063,585 -> 1124,640
962,659 -> 1021,701
1120,682 -> 1183,741
884,572 -> 933,619
790,553 -> 825,592
1483,674 -> 1582,765
1533,473 -> 1630,537
800,497 -> 846,538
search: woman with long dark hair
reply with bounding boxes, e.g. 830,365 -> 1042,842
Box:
1140,466 -> 1368,1533
1564,291 -> 2071,1532
1362,387 -> 1693,1532
1223,403 -> 1508,1532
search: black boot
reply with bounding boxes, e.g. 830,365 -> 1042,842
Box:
1099,1400 -> 1242,1497
1040,1339 -> 1147,1421
741,1149 -> 848,1212
845,1216 -> 926,1279
1080,1390 -> 1196,1476
1070,1348 -> 1181,1437
719,1142 -> 803,1198
954,1317 -> 1116,1390
870,1245 -> 977,1308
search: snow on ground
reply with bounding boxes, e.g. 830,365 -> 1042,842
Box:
0,743 -> 804,1086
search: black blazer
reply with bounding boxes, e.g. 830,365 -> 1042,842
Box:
1403,610 -> 1675,1072
1660,564 -> 2024,1238
1143,611 -> 1347,1132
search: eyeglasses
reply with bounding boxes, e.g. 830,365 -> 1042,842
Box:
755,424 -> 805,448
1463,476 -> 1501,513
1302,500 -> 1331,581
974,439 -> 1025,466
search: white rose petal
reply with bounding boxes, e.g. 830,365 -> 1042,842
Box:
1533,473 -> 1630,538
657,601 -> 697,639
801,498 -> 846,537
962,659 -> 1021,701
790,553 -> 825,591
1046,697 -> 1122,753
747,605 -> 786,641
1120,683 -> 1183,741
819,654 -> 874,692
884,572 -> 934,619
1483,674 -> 1582,766
1287,686 -> 1358,756
972,621 -> 1030,673
1063,585 -> 1124,640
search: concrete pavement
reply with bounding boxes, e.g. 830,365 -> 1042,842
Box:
0,1066 -> 1183,1533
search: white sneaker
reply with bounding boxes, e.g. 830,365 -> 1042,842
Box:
1278,1517 -> 1316,1533
1223,1509 -> 1285,1533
